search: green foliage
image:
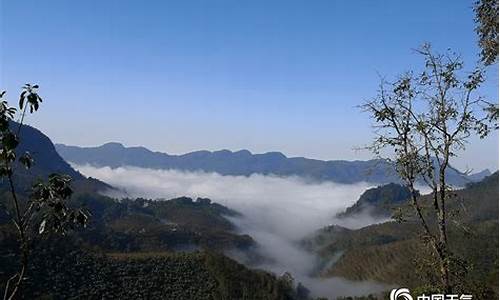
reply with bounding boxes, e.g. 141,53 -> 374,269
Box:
474,0 -> 499,65
0,236 -> 301,300
204,252 -> 298,299
338,183 -> 413,218
0,85 -> 89,300
31,174 -> 90,235
19,84 -> 42,113
311,173 -> 499,299
362,43 -> 498,292
67,194 -> 253,253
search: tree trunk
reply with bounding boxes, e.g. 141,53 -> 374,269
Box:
437,155 -> 451,293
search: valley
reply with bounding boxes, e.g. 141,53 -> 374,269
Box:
3,1 -> 499,299
1,123 -> 497,299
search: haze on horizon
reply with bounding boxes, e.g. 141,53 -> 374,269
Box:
1,0 -> 498,171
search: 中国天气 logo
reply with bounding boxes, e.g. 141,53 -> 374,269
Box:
390,288 -> 413,300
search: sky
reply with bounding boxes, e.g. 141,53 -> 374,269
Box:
1,0 -> 498,171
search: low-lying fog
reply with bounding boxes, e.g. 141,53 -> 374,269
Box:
74,164 -> 392,299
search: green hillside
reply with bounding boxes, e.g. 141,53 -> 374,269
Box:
73,195 -> 255,252
0,192 -> 312,299
306,173 -> 499,299
0,120 -> 305,299
337,183 -> 413,218
1,120 -> 497,300
0,236 -> 300,300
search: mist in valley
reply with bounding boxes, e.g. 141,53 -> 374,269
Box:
74,164 -> 392,298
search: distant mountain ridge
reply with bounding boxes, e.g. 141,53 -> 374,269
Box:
55,142 -> 486,186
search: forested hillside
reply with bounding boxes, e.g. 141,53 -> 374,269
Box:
0,123 -> 309,299
305,173 -> 499,299
0,191 -> 310,299
0,236 -> 302,299
337,183 -> 413,218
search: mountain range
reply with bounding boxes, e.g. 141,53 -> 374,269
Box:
0,122 -> 497,299
55,142 -> 490,186
0,124 -> 306,299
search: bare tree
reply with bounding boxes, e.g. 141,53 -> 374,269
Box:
362,44 -> 498,292
1,85 -> 90,300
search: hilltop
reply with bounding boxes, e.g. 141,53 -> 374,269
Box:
337,183 -> 413,218
2,122 -> 110,194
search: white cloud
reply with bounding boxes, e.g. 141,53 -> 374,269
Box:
74,164 -> 392,298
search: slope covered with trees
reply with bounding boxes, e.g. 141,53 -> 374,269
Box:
0,236 -> 302,299
305,173 -> 499,299
0,112 -> 303,299
337,183 -> 413,218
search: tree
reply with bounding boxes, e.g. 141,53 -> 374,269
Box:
1,85 -> 89,300
474,0 -> 499,65
362,44 -> 498,292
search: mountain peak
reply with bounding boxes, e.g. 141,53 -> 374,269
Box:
262,151 -> 287,159
338,183 -> 413,218
468,168 -> 492,182
234,149 -> 252,156
101,142 -> 125,149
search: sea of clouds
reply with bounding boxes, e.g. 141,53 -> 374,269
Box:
74,164 -> 392,298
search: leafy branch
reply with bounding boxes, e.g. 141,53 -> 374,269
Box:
362,44 -> 498,293
1,85 -> 90,300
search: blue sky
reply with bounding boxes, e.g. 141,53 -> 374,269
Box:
1,0 -> 498,171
